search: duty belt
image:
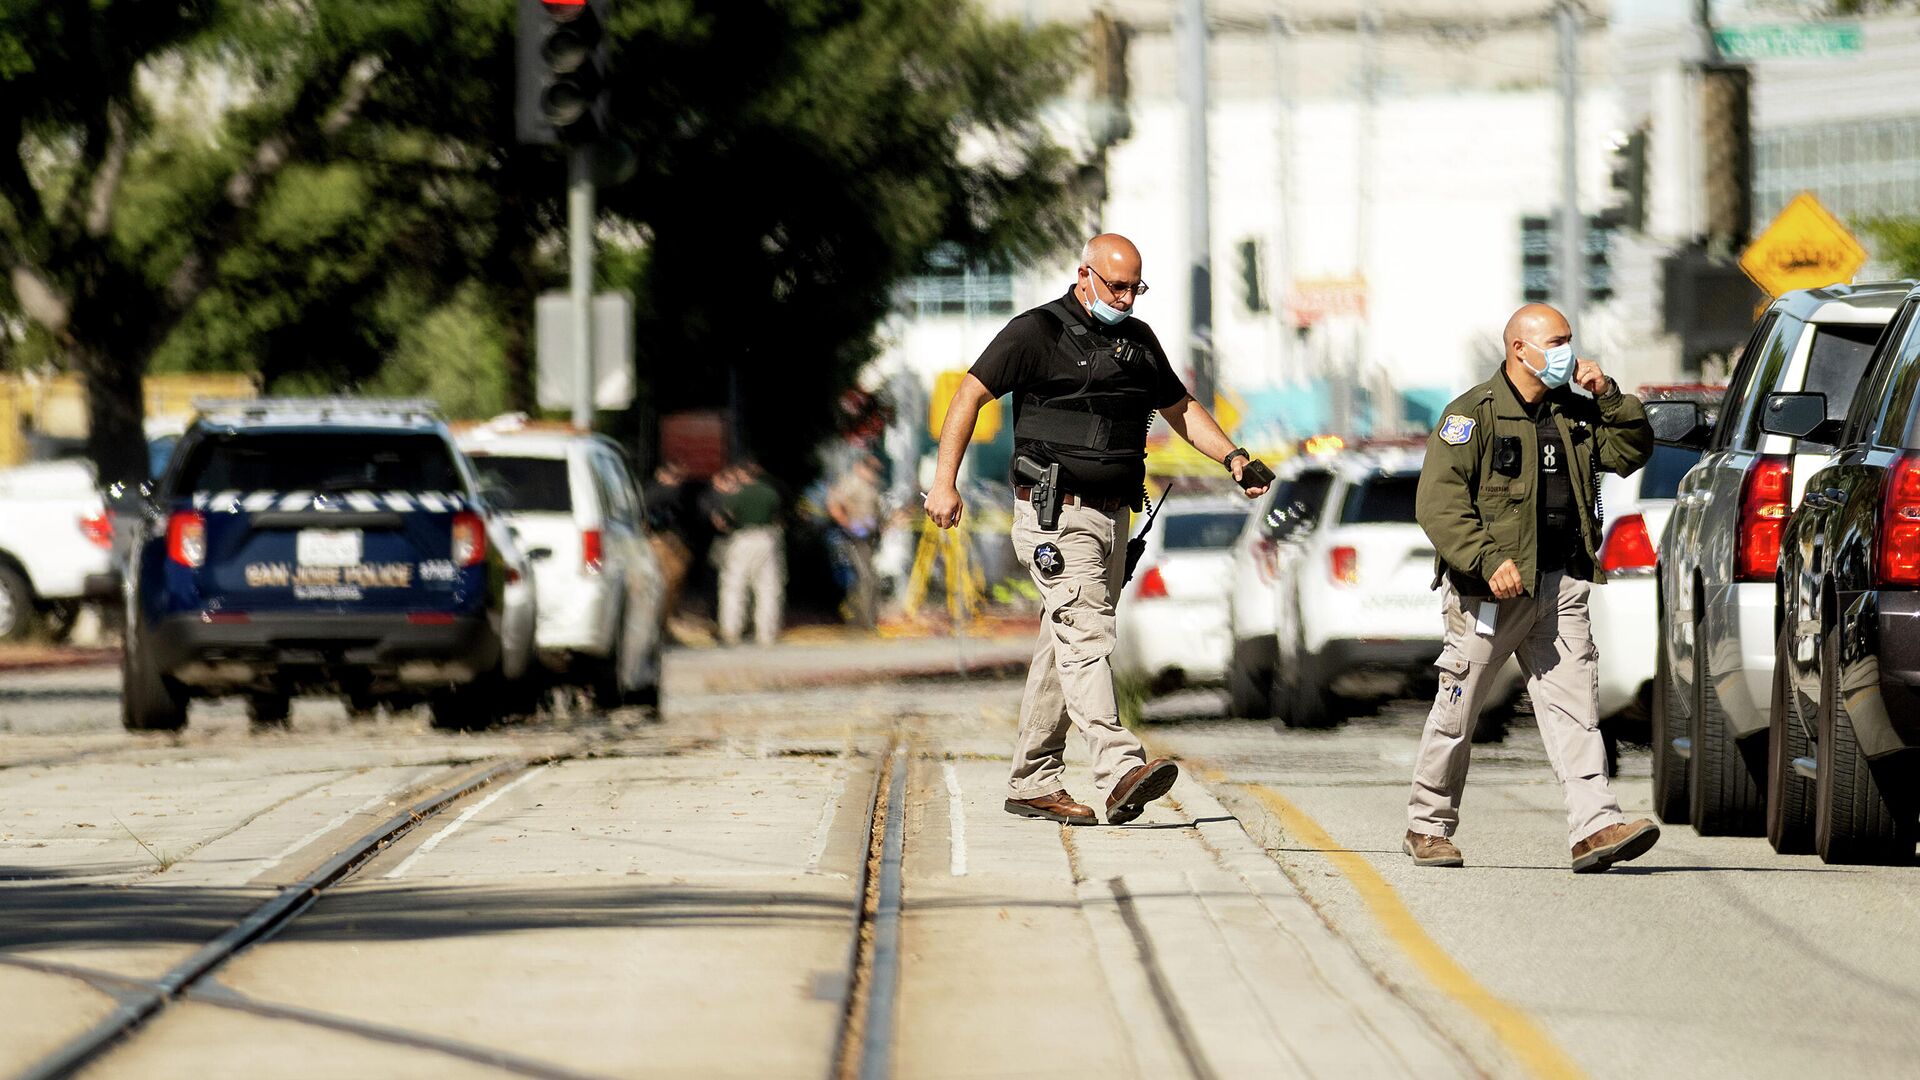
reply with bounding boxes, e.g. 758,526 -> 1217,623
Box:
1014,485 -> 1131,513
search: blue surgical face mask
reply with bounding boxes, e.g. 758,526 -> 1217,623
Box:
1524,339 -> 1575,389
1088,291 -> 1131,326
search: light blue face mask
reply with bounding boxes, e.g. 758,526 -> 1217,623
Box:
1525,339 -> 1575,389
1088,291 -> 1130,326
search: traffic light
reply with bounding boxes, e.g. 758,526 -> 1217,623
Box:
517,0 -> 611,146
1608,127 -> 1648,234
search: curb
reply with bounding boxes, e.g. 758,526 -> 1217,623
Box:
696,649 -> 1031,694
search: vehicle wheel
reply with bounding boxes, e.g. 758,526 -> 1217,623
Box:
1689,618 -> 1766,836
121,623 -> 187,732
430,676 -> 506,731
344,691 -> 382,720
246,693 -> 291,727
1814,626 -> 1916,864
1227,640 -> 1273,720
1285,647 -> 1339,729
1767,624 -> 1815,854
1649,624 -> 1690,825
0,563 -> 37,642
626,641 -> 663,710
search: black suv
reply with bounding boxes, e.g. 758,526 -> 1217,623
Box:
1764,288 -> 1920,863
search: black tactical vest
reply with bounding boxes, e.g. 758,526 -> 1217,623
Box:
1010,297 -> 1157,493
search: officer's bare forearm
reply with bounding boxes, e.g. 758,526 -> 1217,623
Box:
1159,395 -> 1238,463
933,375 -> 995,490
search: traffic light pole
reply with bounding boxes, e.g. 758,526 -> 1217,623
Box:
569,145 -> 596,429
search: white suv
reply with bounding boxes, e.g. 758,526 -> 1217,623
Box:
457,418 -> 666,708
1225,457 -> 1335,718
0,459 -> 115,640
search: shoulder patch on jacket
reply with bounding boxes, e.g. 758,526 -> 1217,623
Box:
1438,414 -> 1476,446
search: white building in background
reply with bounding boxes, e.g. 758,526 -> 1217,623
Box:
875,0 -> 1624,463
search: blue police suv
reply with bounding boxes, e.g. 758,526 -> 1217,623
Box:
121,398 -> 537,732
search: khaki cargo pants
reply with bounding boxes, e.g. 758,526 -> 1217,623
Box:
1006,499 -> 1150,800
1407,571 -> 1626,846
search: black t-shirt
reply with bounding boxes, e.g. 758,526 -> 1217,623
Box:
968,289 -> 1190,496
1509,374 -> 1583,576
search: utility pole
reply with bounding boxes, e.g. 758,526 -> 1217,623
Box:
1556,0 -> 1585,337
568,147 -> 596,430
1268,15 -> 1296,385
1177,0 -> 1214,409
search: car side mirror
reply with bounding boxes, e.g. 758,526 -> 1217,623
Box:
1645,400 -> 1711,450
1760,392 -> 1843,444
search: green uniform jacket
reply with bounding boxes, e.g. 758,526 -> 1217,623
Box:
1416,370 -> 1653,595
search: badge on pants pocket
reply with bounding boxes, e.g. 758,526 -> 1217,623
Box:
1033,542 -> 1063,576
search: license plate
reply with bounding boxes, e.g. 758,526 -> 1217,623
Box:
297,529 -> 363,567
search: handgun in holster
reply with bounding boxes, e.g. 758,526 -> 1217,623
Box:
1013,455 -> 1062,531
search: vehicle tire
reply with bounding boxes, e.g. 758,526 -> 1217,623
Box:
1767,624 -> 1815,855
1649,623 -> 1690,825
121,623 -> 187,732
1689,618 -> 1766,836
344,691 -> 382,720
430,676 -> 506,731
1814,626 -> 1916,865
246,693 -> 291,727
0,563 -> 37,642
1227,640 -> 1273,720
1285,647 -> 1339,729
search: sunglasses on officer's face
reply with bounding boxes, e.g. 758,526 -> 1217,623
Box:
1087,266 -> 1149,299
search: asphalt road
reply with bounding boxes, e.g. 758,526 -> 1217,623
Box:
3,644 -> 1918,1078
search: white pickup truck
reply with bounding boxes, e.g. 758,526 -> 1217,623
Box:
0,459 -> 116,640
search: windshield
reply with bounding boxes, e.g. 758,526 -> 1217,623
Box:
467,455 -> 572,513
1163,511 -> 1249,550
1339,473 -> 1420,524
1800,322 -> 1887,440
175,432 -> 465,495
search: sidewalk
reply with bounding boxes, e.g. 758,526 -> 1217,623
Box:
668,628 -> 1036,694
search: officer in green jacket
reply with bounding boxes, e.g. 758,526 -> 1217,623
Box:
1404,303 -> 1663,874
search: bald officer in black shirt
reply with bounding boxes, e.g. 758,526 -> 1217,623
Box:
925,233 -> 1266,826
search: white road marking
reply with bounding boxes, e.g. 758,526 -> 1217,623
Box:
252,768 -> 443,878
804,769 -> 847,875
382,767 -> 546,881
942,762 -> 968,877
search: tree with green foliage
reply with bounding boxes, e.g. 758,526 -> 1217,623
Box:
1862,217 -> 1920,279
2,1 -> 1084,488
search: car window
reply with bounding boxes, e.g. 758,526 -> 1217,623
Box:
1264,469 -> 1332,537
594,454 -> 639,526
175,433 -> 464,494
1723,312 -> 1803,452
467,455 -> 571,513
1845,300 -> 1918,446
1164,511 -> 1249,550
1339,473 -> 1420,524
147,436 -> 179,480
1799,322 -> 1888,442
1881,339 -> 1920,450
1710,313 -> 1776,450
1637,444 -> 1702,500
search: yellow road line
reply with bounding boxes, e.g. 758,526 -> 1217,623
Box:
1239,779 -> 1586,1080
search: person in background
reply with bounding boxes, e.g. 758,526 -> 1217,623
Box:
826,454 -> 885,628
644,462 -> 694,640
715,462 -> 785,646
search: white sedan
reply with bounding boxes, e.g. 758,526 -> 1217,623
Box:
1113,491 -> 1251,692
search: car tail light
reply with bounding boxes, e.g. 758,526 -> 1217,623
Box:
1879,454 -> 1920,586
1254,537 -> 1280,582
1736,455 -> 1792,582
407,612 -> 457,625
80,510 -> 113,549
1330,545 -> 1359,585
1137,566 -> 1168,599
166,511 -> 205,568
1600,513 -> 1657,574
581,528 -> 604,574
451,512 -> 486,567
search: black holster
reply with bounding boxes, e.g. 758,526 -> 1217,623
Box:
1013,455 -> 1062,531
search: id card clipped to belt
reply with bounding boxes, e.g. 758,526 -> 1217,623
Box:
1475,601 -> 1499,636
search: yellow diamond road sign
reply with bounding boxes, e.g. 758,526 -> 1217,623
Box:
1740,192 -> 1869,298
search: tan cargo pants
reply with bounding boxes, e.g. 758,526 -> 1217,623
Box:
1006,499 -> 1150,800
718,526 -> 784,646
1407,571 -> 1626,846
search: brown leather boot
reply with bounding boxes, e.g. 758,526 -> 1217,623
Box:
1571,819 -> 1660,873
1004,790 -> 1096,826
1404,831 -> 1464,867
1106,759 -> 1179,825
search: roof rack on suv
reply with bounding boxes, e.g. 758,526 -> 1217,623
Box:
192,397 -> 443,425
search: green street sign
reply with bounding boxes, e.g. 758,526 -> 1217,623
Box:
1714,24 -> 1863,59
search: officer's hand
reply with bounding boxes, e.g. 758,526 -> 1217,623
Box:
924,484 -> 964,529
1574,359 -> 1611,396
1229,457 -> 1269,499
1488,559 -> 1524,600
